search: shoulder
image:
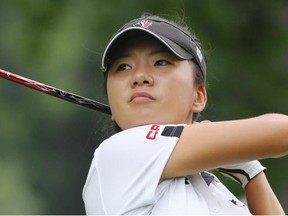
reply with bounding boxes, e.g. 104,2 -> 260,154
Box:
96,124 -> 186,161
104,124 -> 185,144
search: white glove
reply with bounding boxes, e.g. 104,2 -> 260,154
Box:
217,160 -> 266,188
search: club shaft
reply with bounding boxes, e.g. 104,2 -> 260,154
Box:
0,68 -> 111,115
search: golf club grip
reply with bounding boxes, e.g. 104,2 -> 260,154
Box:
0,68 -> 111,115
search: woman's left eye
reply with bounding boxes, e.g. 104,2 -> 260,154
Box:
155,59 -> 170,66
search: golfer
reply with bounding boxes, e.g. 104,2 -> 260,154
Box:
83,14 -> 288,215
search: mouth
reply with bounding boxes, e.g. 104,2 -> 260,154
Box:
129,92 -> 155,103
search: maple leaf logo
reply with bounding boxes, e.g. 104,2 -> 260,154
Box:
133,20 -> 152,28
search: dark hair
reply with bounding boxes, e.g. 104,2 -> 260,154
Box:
103,14 -> 207,132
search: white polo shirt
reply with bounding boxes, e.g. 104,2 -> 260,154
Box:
83,124 -> 251,215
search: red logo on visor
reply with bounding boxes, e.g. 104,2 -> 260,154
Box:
134,20 -> 152,28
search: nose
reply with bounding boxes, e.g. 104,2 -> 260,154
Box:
130,71 -> 154,87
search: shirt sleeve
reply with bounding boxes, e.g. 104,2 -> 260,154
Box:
84,124 -> 184,215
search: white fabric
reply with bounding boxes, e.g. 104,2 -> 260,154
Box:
83,124 -> 251,215
218,160 -> 266,188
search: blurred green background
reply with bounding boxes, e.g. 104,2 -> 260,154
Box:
0,0 -> 287,214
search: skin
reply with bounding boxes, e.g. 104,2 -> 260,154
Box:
246,172 -> 285,214
106,36 -> 287,215
107,37 -> 206,130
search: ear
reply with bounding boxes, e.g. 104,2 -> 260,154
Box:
192,84 -> 207,113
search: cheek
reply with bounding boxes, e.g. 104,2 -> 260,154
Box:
167,76 -> 195,107
106,77 -> 118,107
174,86 -> 194,107
106,78 -> 119,120
107,80 -> 119,107
106,80 -> 113,101
169,74 -> 194,96
106,76 -> 126,112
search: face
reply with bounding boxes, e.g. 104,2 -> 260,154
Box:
106,36 -> 207,130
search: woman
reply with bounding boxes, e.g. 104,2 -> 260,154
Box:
83,15 -> 288,215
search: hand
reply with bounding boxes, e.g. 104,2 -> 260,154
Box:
217,160 -> 266,188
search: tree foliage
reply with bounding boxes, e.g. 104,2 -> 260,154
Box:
0,0 -> 287,214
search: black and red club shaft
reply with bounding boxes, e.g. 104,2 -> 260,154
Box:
0,68 -> 111,115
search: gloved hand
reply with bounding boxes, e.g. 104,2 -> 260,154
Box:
217,160 -> 266,188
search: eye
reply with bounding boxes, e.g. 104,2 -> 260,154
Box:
155,59 -> 170,66
116,64 -> 131,72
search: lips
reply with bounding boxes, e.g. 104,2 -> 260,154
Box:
130,92 -> 155,102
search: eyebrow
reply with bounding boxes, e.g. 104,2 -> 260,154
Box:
150,48 -> 172,56
111,48 -> 172,62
